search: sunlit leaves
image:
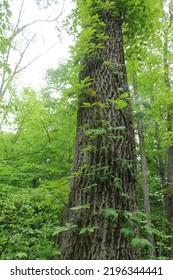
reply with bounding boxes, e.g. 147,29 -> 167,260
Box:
79,225 -> 98,234
108,98 -> 127,110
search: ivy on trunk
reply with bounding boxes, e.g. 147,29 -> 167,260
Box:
58,1 -> 139,260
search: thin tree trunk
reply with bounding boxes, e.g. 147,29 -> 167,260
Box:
133,79 -> 155,258
163,1 -> 173,258
59,5 -> 138,260
154,122 -> 166,257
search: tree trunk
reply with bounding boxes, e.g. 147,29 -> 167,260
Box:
133,80 -> 155,258
59,6 -> 138,260
154,122 -> 166,257
163,2 -> 173,258
167,144 -> 173,258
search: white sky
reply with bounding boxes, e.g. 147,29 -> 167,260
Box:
11,0 -> 75,89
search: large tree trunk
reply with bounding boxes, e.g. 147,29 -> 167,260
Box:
59,6 -> 138,260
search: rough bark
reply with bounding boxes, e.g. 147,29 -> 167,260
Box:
59,8 -> 138,260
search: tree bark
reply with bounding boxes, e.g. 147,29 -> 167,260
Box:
59,6 -> 138,260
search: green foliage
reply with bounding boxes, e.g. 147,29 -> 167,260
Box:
0,86 -> 76,187
131,238 -> 153,249
120,227 -> 134,238
85,128 -> 106,138
0,180 -> 69,259
103,208 -> 119,222
0,0 -> 172,260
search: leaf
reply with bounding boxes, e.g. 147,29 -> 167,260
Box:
82,102 -> 92,108
142,101 -> 151,110
117,87 -> 124,92
70,204 -> 91,211
123,211 -> 132,219
92,102 -> 108,108
82,183 -> 98,191
85,128 -> 106,137
53,226 -> 70,235
108,126 -> 126,131
120,228 -> 133,238
103,208 -> 119,222
53,223 -> 78,235
113,177 -> 122,189
108,99 -> 127,109
82,145 -> 94,152
103,60 -> 111,66
15,252 -> 27,259
80,226 -> 98,234
130,238 -> 153,249
121,192 -> 130,201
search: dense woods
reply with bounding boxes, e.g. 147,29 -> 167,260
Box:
0,0 -> 173,260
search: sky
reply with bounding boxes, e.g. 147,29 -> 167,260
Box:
11,0 -> 74,89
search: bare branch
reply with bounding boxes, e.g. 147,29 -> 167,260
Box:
0,0 -> 67,100
12,0 -> 67,39
15,0 -> 26,31
14,42 -> 59,75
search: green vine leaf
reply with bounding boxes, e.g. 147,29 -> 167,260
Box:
120,228 -> 134,238
80,225 -> 98,234
70,204 -> 91,211
53,223 -> 78,235
103,208 -> 119,222
130,238 -> 153,249
15,252 -> 28,259
108,99 -> 127,109
108,126 -> 126,131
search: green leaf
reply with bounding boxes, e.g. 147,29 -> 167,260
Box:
108,126 -> 126,131
121,192 -> 130,201
15,252 -> 28,259
108,99 -> 127,109
85,128 -> 106,137
53,223 -> 78,235
113,178 -> 122,189
130,238 -> 152,249
82,183 -> 98,191
82,102 -> 92,108
120,228 -> 133,238
103,208 -> 119,222
80,226 -> 98,234
103,60 -> 111,66
70,204 -> 91,211
82,145 -> 94,152
92,102 -> 108,108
